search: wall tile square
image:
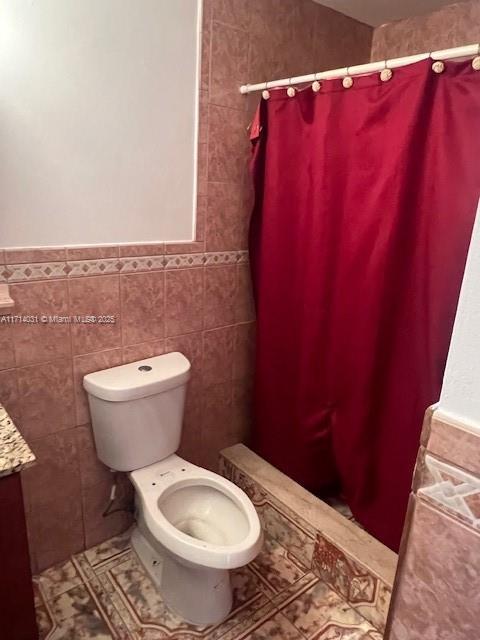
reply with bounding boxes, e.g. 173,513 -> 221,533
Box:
120,271 -> 165,346
204,265 -> 236,329
195,195 -> 207,242
199,90 -> 209,146
82,475 -> 133,549
16,359 -> 75,440
206,182 -> 250,251
233,321 -> 255,381
210,0 -> 251,31
197,142 -> 209,197
122,340 -> 165,364
200,20 -> 211,93
165,268 -> 204,337
67,246 -> 119,261
208,105 -> 249,183
68,275 -> 121,355
10,280 -> 71,366
201,381 -> 234,470
210,21 -> 249,110
235,263 -> 255,323
231,377 -> 253,444
118,244 -> 164,258
388,498 -> 480,640
0,322 -> 16,370
5,248 -> 67,264
21,430 -> 84,572
164,241 -> 205,255
203,325 -> 234,385
22,430 -> 80,508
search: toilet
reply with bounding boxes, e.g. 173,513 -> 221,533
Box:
83,352 -> 262,625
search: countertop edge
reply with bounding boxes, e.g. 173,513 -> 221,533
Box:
0,404 -> 36,478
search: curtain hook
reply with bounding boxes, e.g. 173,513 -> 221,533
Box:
342,67 -> 353,88
262,81 -> 270,100
312,71 -> 321,93
430,50 -> 445,73
472,43 -> 480,71
380,59 -> 393,82
432,59 -> 445,73
287,77 -> 296,97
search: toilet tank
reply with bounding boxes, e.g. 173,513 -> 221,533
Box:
83,352 -> 190,471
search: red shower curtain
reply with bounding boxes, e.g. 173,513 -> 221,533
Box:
249,59 -> 480,550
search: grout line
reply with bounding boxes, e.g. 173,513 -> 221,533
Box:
72,555 -> 123,639
246,563 -> 277,599
162,268 -> 166,343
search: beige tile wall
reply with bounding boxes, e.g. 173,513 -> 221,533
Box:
0,0 -> 372,572
384,411 -> 480,640
371,0 -> 480,60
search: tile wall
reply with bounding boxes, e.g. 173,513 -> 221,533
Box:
0,0 -> 373,572
384,410 -> 480,640
371,0 -> 480,60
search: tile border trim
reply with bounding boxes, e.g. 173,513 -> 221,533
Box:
0,250 -> 249,283
418,453 -> 480,531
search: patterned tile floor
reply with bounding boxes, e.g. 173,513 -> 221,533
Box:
34,526 -> 382,640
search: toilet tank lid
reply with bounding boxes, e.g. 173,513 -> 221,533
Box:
83,352 -> 191,402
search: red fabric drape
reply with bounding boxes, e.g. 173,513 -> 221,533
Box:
249,59 -> 480,550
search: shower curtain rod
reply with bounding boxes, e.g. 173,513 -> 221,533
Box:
239,43 -> 480,94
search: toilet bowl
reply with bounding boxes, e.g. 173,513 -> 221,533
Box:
83,352 -> 262,625
129,455 -> 262,624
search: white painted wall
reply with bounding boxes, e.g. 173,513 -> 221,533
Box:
439,201 -> 480,432
0,0 -> 200,247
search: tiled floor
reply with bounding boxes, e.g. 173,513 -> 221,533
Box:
34,527 -> 383,640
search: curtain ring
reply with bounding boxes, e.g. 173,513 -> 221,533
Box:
432,59 -> 445,73
262,81 -> 270,100
342,67 -> 353,88
472,43 -> 480,70
312,71 -> 321,93
287,77 -> 296,97
380,59 -> 393,82
430,51 -> 445,73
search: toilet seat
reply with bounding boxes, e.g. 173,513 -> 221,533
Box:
130,457 -> 262,570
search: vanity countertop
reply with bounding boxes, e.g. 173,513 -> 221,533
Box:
0,404 -> 35,478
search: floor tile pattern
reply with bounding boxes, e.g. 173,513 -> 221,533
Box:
34,527 -> 383,639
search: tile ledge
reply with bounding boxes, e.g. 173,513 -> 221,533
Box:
433,407 -> 480,437
221,443 -> 398,587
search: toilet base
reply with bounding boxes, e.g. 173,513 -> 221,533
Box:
130,526 -> 233,626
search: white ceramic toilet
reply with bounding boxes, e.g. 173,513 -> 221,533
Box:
83,352 -> 262,625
